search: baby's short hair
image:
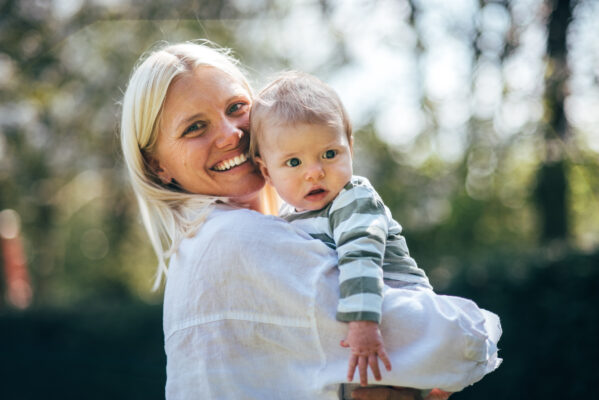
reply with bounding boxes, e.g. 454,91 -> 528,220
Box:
250,71 -> 352,158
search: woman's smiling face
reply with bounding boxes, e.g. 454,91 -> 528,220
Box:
153,66 -> 265,200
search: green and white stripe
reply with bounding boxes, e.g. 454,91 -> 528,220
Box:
282,176 -> 430,323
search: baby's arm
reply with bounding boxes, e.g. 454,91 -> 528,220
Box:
340,320 -> 392,386
330,181 -> 392,385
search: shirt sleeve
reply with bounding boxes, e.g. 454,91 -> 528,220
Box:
329,183 -> 388,323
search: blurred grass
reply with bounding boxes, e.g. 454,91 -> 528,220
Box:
447,248 -> 599,399
0,303 -> 165,400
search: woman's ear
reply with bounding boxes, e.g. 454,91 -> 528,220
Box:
254,156 -> 272,185
147,155 -> 173,184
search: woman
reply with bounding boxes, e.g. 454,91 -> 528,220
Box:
120,41 -> 501,400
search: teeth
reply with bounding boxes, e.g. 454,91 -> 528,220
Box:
214,153 -> 248,171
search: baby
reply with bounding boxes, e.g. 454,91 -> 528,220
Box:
249,71 -> 432,386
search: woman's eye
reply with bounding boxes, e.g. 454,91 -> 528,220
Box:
182,121 -> 205,137
323,150 -> 337,159
285,158 -> 301,167
227,102 -> 247,115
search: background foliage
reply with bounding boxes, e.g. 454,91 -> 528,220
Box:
0,0 -> 598,398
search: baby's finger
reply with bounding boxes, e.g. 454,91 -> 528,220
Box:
368,353 -> 382,381
359,356 -> 369,386
347,354 -> 358,382
378,348 -> 392,371
340,339 -> 350,348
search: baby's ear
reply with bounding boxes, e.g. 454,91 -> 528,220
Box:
254,156 -> 272,184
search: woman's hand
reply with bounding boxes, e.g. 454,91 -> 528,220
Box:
340,321 -> 392,386
350,387 -> 452,400
350,387 -> 420,400
423,389 -> 452,400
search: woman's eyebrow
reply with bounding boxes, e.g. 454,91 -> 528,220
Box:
226,93 -> 250,104
174,93 -> 247,130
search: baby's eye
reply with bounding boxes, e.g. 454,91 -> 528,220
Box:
182,121 -> 206,137
323,150 -> 337,159
285,158 -> 301,167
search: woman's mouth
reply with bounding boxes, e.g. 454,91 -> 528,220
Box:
212,153 -> 249,171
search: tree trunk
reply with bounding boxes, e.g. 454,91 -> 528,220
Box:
534,0 -> 572,242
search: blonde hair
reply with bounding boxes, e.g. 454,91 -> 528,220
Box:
249,71 -> 352,159
120,40 -> 277,289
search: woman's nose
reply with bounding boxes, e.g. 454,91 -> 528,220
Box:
215,119 -> 243,149
304,163 -> 325,181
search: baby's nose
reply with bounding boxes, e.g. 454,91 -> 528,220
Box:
304,163 -> 325,181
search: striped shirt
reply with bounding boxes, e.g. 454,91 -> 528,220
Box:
281,176 -> 430,323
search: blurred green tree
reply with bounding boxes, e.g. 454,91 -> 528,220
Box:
0,0 -> 596,305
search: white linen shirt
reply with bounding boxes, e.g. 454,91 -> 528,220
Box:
163,205 -> 501,400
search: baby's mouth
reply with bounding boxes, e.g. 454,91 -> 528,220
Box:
305,188 -> 328,199
212,153 -> 249,171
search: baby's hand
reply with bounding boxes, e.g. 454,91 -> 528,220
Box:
340,320 -> 392,386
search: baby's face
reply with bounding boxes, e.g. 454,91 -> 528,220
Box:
256,122 -> 353,211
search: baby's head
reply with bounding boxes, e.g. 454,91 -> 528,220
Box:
250,71 -> 353,211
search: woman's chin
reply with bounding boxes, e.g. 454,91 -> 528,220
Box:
226,171 -> 266,201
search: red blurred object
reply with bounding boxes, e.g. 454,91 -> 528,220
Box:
0,209 -> 32,309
